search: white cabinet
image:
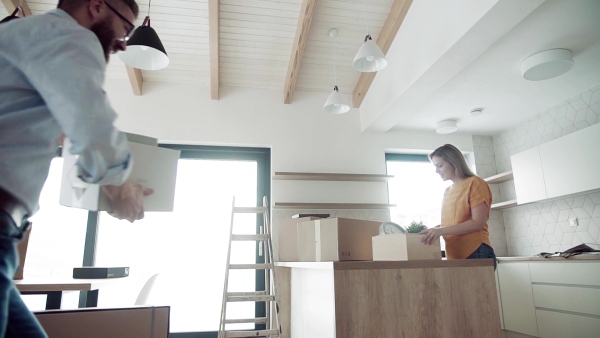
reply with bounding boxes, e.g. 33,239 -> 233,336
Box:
497,262 -> 538,336
510,123 -> 600,205
511,147 -> 547,204
538,122 -> 600,199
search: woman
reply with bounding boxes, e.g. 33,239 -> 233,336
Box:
420,144 -> 496,267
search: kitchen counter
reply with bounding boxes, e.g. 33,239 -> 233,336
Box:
274,260 -> 502,338
496,253 -> 600,261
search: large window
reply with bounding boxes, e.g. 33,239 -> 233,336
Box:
24,145 -> 270,337
385,154 -> 450,247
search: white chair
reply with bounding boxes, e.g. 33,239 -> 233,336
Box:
135,273 -> 160,306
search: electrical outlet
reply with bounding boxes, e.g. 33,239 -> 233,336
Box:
569,218 -> 578,227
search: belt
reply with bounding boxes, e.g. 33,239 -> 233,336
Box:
0,187 -> 30,230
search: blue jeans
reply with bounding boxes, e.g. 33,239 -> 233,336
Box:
466,243 -> 497,270
0,211 -> 47,338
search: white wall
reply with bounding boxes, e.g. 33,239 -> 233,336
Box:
105,79 -> 473,206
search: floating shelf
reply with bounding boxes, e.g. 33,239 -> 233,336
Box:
484,171 -> 513,184
273,172 -> 393,182
491,199 -> 517,210
273,203 -> 396,209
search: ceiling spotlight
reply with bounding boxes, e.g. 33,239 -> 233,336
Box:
521,49 -> 573,81
470,108 -> 483,116
436,120 -> 458,134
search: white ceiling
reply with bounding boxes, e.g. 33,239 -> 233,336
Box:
4,0 -> 600,136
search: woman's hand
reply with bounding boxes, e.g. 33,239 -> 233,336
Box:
420,226 -> 442,245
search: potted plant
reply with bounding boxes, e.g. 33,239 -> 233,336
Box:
404,220 -> 427,233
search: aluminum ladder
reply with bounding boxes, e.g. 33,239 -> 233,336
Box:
218,196 -> 281,338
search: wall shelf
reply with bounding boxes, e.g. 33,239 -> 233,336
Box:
273,203 -> 396,210
491,199 -> 517,210
273,172 -> 393,182
484,171 -> 513,184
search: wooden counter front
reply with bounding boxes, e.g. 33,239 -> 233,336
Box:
274,260 -> 502,338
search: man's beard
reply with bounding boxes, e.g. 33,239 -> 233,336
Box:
90,18 -> 116,63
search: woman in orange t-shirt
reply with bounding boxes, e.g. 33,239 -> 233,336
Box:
420,144 -> 496,268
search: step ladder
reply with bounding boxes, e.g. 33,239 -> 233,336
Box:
218,196 -> 281,338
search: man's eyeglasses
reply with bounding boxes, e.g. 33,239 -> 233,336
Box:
105,1 -> 136,41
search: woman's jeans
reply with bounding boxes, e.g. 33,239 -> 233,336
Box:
0,211 -> 47,338
466,243 -> 497,270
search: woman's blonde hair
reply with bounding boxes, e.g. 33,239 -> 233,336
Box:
429,144 -> 476,178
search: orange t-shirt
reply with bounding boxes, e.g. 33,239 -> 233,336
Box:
441,176 -> 492,259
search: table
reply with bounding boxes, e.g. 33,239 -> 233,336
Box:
14,278 -> 127,310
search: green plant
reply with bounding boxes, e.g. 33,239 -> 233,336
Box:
404,221 -> 427,233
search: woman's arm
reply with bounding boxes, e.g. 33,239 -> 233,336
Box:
420,203 -> 489,245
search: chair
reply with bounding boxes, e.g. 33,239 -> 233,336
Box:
135,273 -> 160,306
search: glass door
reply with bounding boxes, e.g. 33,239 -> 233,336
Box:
94,146 -> 270,337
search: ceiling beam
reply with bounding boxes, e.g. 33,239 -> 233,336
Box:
125,65 -> 143,96
208,0 -> 220,100
352,0 -> 413,108
2,0 -> 32,16
283,0 -> 316,104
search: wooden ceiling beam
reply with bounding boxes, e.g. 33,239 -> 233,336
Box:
125,65 -> 143,96
2,0 -> 32,16
208,0 -> 220,100
352,0 -> 413,108
283,0 -> 316,104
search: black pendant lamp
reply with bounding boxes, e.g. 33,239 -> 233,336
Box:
1,6 -> 22,24
118,0 -> 169,70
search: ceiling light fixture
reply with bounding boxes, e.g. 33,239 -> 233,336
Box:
324,28 -> 350,115
352,1 -> 387,72
521,49 -> 573,81
0,1 -> 24,24
118,0 -> 169,70
436,120 -> 458,134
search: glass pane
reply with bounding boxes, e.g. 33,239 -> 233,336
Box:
25,158 -> 89,309
94,159 -> 258,333
386,161 -> 451,248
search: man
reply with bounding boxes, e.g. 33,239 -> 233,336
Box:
0,0 -> 150,336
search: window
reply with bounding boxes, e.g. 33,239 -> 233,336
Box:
385,154 -> 450,248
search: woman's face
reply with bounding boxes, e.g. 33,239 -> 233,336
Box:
432,156 -> 456,182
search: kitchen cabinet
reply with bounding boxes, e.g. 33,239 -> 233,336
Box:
496,262 -> 538,336
497,258 -> 600,338
510,123 -> 600,205
538,122 -> 600,199
484,171 -> 518,210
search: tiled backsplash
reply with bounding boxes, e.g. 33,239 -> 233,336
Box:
472,83 -> 600,256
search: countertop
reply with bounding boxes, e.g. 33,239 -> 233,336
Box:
275,259 -> 493,270
496,253 -> 600,262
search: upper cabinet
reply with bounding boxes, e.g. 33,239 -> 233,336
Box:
511,123 -> 600,205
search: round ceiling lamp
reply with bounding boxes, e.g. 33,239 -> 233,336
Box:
436,120 -> 458,134
521,49 -> 573,81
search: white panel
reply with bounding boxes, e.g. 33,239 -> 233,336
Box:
539,123 -> 600,199
497,262 -> 539,336
536,309 -> 600,338
532,284 -> 600,316
529,262 -> 600,287
291,267 -> 336,338
511,147 -> 547,204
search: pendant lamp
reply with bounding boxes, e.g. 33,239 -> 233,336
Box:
118,0 -> 169,70
1,5 -> 23,24
352,2 -> 387,72
324,28 -> 350,115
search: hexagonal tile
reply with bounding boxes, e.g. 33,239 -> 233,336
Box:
590,87 -> 600,106
585,108 -> 598,125
571,207 -> 590,219
570,96 -> 589,111
545,222 -> 557,235
572,196 -> 586,208
556,102 -> 569,119
562,232 -> 576,244
561,125 -> 577,137
546,234 -> 560,245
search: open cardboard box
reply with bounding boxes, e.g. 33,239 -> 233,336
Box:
372,233 -> 442,261
34,306 -> 169,338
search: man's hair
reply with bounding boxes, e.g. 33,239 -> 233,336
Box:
58,0 -> 139,18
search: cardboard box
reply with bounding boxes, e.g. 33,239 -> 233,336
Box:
35,306 -> 170,338
59,135 -> 180,212
372,234 -> 442,261
278,217 -> 320,261
298,218 -> 382,262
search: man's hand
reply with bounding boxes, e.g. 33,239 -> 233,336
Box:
102,181 -> 154,222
